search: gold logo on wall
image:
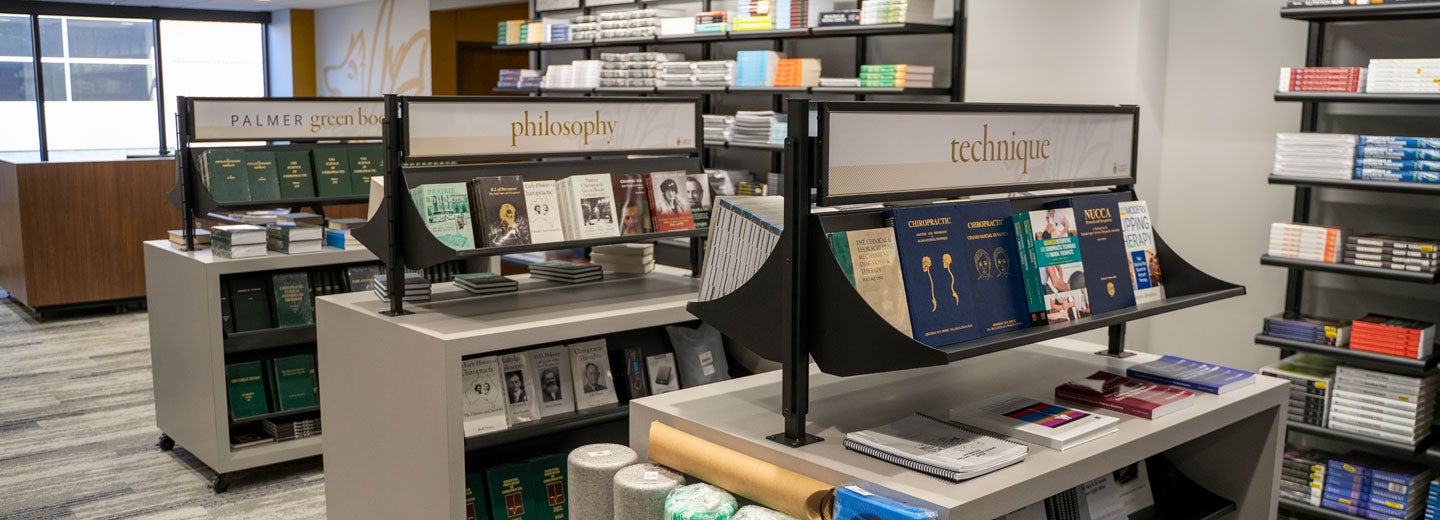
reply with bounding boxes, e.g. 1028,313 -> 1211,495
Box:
320,0 -> 431,97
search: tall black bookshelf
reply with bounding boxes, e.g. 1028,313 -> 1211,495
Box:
1263,3 -> 1440,517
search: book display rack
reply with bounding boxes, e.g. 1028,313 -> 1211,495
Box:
1262,4 -> 1440,518
165,97 -> 383,251
688,99 -> 1247,446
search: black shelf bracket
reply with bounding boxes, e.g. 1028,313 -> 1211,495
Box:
381,94 -> 412,316
771,97 -> 822,447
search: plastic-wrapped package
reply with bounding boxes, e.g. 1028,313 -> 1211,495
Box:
832,484 -> 938,520
733,505 -> 799,520
665,483 -> 740,520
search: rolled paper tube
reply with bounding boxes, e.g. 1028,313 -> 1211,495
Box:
665,483 -> 739,520
647,421 -> 836,520
614,463 -> 688,520
568,443 -> 639,520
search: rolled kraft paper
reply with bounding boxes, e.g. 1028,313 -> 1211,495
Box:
568,443 -> 640,520
614,463 -> 688,520
648,421 -> 836,520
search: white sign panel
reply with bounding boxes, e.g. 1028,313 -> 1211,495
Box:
190,99 -> 383,141
826,111 -> 1135,200
404,101 -> 697,158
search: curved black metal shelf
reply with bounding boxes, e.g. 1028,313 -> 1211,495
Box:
464,404 -> 628,452
230,406 -> 320,427
224,326 -> 318,355
705,141 -> 785,152
1281,2 -> 1440,21
1253,334 -> 1438,376
495,23 -> 954,50
1269,174 -> 1440,196
1285,421 -> 1438,463
1274,91 -> 1440,104
1260,255 -> 1439,283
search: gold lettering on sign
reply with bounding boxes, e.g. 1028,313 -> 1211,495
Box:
949,124 -> 1052,174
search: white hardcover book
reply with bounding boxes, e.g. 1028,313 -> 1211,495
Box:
564,173 -> 620,239
1330,389 -> 1426,411
1326,399 -> 1426,427
948,394 -> 1120,451
527,345 -> 577,418
1328,409 -> 1427,437
461,356 -> 508,437
645,352 -> 681,394
568,339 -> 619,410
499,352 -> 541,425
843,413 -> 1027,481
1336,366 -> 1438,387
1118,200 -> 1163,304
1327,394 -> 1427,421
523,180 -> 567,244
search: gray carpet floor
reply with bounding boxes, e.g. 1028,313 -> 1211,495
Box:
0,297 -> 326,519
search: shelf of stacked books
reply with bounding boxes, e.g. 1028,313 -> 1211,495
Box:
1253,334 -> 1439,376
493,23 -> 953,50
1269,174 -> 1440,196
1286,421 -> 1439,463
1260,254 -> 1439,283
166,97 -> 385,250
1274,91 -> 1440,103
1281,1 -> 1440,22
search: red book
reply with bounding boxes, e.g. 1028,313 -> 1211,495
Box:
1055,370 -> 1195,420
643,171 -> 696,232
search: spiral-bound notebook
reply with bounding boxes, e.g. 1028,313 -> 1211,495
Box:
843,413 -> 1028,482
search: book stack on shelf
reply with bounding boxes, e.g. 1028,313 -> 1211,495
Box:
1283,444 -> 1332,507
818,77 -> 862,88
949,394 -> 1121,450
199,146 -> 381,202
325,218 -> 367,250
591,243 -> 655,274
1429,480 -> 1440,520
1277,67 -> 1368,93
1273,133 -> 1440,185
656,60 -> 737,88
212,224 -> 268,259
1350,315 -> 1437,360
737,51 -> 784,87
1263,313 -> 1350,347
528,260 -> 603,284
264,412 -> 320,442
374,273 -> 432,303
859,64 -> 934,88
774,58 -> 822,87
1329,365 -> 1437,445
698,196 -> 783,302
1268,223 -> 1345,263
1346,234 -> 1439,273
734,0 -> 772,31
497,69 -> 542,89
693,10 -> 727,33
1053,370 -> 1196,420
599,52 -> 684,88
225,353 -> 320,446
168,228 -> 211,247
1260,354 -> 1338,427
1323,452 -> 1433,519
453,273 -> 520,295
599,9 -> 663,39
569,14 -> 598,41
703,114 -> 733,144
499,19 -> 545,44
1273,133 -> 1358,180
731,111 -> 786,147
819,9 -> 861,27
842,413 -> 1028,482
1366,59 -> 1440,94
1126,355 -> 1258,395
859,0 -> 934,25
464,453 -> 568,520
543,60 -> 602,89
266,222 -> 323,254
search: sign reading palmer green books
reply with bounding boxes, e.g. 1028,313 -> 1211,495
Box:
403,100 -> 698,158
189,99 -> 382,141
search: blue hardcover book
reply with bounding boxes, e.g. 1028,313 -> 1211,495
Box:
1125,355 -> 1256,394
1366,496 -> 1410,517
1365,488 -> 1411,508
885,204 -> 983,347
1359,136 -> 1440,150
953,200 -> 1029,337
1322,498 -> 1365,515
1356,147 -> 1440,161
1356,159 -> 1440,172
1365,509 -> 1407,520
1044,194 -> 1137,315
1355,169 -> 1440,184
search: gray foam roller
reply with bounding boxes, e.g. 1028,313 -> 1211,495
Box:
613,463 -> 688,520
568,443 -> 639,520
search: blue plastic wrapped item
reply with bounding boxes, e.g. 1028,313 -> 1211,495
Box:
832,484 -> 939,520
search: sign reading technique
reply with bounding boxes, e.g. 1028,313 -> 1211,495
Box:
190,99 -> 384,141
404,101 -> 698,158
825,110 -> 1136,201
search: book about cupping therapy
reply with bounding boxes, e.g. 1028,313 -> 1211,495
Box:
1017,207 -> 1089,325
568,340 -> 619,410
461,356 -> 507,437
558,174 -> 620,240
828,228 -> 913,336
885,204 -> 982,347
1055,370 -> 1195,420
948,394 -> 1120,450
1118,200 -> 1164,304
1046,194 -> 1137,315
954,200 -> 1030,337
527,346 -> 576,418
611,173 -> 654,235
645,171 -> 697,232
471,175 -> 532,247
1126,355 -> 1256,395
411,182 -> 477,250
499,352 -> 541,425
523,180 -> 566,243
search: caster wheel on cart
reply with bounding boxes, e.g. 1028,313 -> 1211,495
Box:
157,434 -> 175,451
211,474 -> 230,493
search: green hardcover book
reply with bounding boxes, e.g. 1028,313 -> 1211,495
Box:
313,148 -> 354,197
527,454 -> 567,520
348,146 -> 383,196
269,272 -> 314,328
467,472 -> 491,520
225,361 -> 270,419
243,151 -> 282,201
220,280 -> 235,334
202,148 -> 250,202
827,231 -> 856,286
487,462 -> 531,519
271,354 -> 318,410
228,276 -> 275,332
275,150 -> 317,199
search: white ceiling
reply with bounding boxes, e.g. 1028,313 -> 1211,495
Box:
39,0 -> 374,13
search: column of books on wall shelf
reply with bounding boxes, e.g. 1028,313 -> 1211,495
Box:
1268,222 -> 1439,274
1266,352 -> 1438,446
1278,59 -> 1440,94
1264,312 -> 1436,361
225,353 -> 320,448
1261,354 -> 1338,427
197,145 -> 381,203
460,324 -> 731,438
220,263 -> 383,334
1275,444 -> 1434,519
412,171 -> 718,251
1273,133 -> 1440,185
464,452 -> 569,520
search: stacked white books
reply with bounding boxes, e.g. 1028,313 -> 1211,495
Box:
265,222 -> 323,254
373,273 -> 432,303
598,52 -> 683,88
693,60 -> 736,87
698,196 -> 784,301
1366,58 -> 1440,94
843,413 -> 1027,482
1273,133 -> 1359,180
732,111 -> 784,146
591,243 -> 655,274
948,394 -> 1120,451
1327,365 -> 1438,446
1268,223 -> 1345,263
542,64 -> 574,88
703,114 -> 734,144
572,60 -> 602,89
211,224 -> 267,259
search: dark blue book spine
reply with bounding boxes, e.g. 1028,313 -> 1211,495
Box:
954,200 -> 1028,337
1124,371 -> 1220,394
1359,136 -> 1440,150
1356,147 -> 1440,161
885,205 -> 983,347
1355,159 -> 1440,172
1046,194 -> 1137,314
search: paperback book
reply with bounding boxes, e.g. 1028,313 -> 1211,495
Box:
411,183 -> 477,250
1047,194 -> 1137,314
1118,200 -> 1164,304
470,175 -> 532,247
645,171 -> 697,232
461,356 -> 508,437
523,180 -> 566,243
1016,208 -> 1089,325
843,413 -> 1028,482
826,227 -> 912,336
500,352 -> 541,425
1126,355 -> 1256,395
612,173 -> 654,235
527,346 -> 577,418
568,339 -> 619,410
687,172 -> 713,229
1054,370 -> 1195,420
558,174 -> 620,240
949,394 -> 1120,450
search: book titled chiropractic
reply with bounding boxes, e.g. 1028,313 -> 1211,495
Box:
949,394 -> 1120,450
523,180 -> 566,243
461,356 -> 507,437
885,204 -> 982,347
1046,194 -> 1136,315
955,200 -> 1030,337
1125,355 -> 1256,395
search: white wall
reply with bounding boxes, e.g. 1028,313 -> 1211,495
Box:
315,0 -> 433,96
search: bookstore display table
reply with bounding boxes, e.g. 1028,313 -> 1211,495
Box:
629,338 -> 1289,520
317,267 -> 701,520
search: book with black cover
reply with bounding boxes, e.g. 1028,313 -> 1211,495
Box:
1046,193 -> 1137,314
470,175 -> 532,247
228,276 -> 274,332
885,204 -> 982,347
